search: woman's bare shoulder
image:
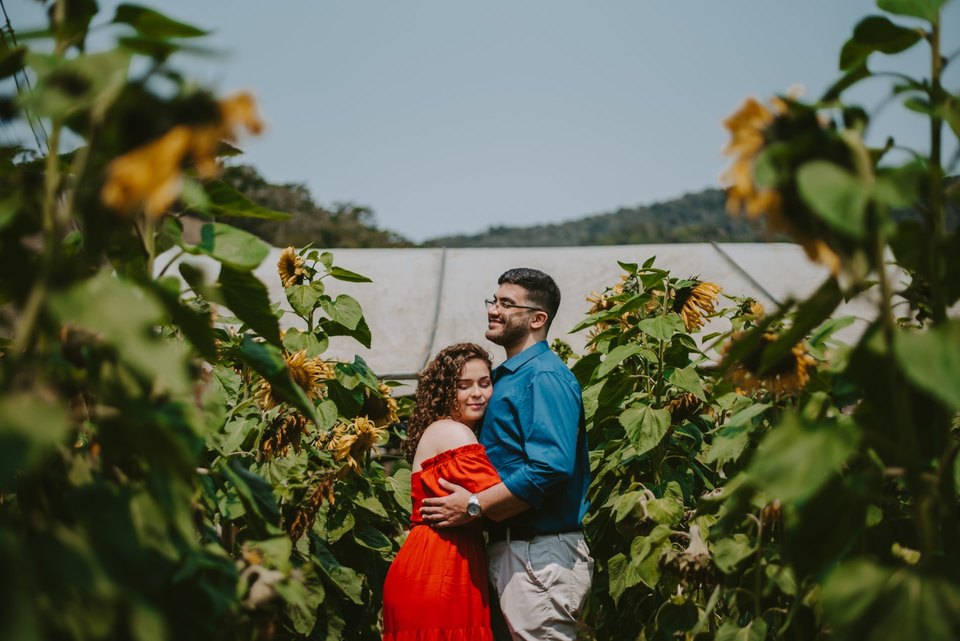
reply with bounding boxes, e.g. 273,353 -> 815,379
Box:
413,420 -> 479,467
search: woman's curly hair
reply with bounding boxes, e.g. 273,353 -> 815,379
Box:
402,342 -> 492,461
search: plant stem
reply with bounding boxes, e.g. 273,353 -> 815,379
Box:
927,21 -> 946,325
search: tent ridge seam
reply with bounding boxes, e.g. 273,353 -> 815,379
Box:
421,247 -> 448,369
709,241 -> 781,307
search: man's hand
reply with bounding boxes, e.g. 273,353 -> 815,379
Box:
420,478 -> 474,528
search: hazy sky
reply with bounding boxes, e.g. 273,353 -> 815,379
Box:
8,1 -> 959,242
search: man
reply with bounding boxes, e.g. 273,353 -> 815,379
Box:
419,267 -> 592,641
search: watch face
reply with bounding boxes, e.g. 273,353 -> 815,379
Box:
467,504 -> 481,516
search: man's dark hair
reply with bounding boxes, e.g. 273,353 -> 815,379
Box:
498,268 -> 561,331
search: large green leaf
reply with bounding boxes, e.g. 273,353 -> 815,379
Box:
22,49 -> 129,121
49,271 -> 192,395
665,365 -> 706,401
636,313 -> 684,341
839,16 -> 924,70
189,223 -> 269,271
319,294 -> 364,330
238,336 -> 317,421
286,284 -> 323,319
597,344 -> 649,379
711,533 -> 755,574
112,4 -> 208,38
822,560 -> 960,641
0,393 -> 70,488
313,544 -> 364,605
619,405 -> 671,456
894,321 -> 960,410
197,180 -> 293,220
797,161 -> 870,239
877,0 -> 947,23
219,266 -> 282,346
748,414 -> 860,505
759,278 -> 842,375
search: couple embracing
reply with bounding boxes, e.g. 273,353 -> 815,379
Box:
382,268 -> 594,641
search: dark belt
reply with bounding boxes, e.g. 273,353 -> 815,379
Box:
486,524 -> 580,543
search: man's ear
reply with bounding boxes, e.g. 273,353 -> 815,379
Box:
530,311 -> 549,331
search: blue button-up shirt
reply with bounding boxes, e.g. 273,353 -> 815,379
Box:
480,341 -> 590,533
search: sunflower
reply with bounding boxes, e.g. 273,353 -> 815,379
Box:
102,92 -> 263,218
361,382 -> 400,428
723,331 -> 816,396
287,473 -> 338,541
277,246 -> 307,288
256,350 -> 335,410
326,416 -> 386,472
721,96 -> 843,275
261,412 -> 310,459
672,281 -> 722,332
667,392 -> 703,424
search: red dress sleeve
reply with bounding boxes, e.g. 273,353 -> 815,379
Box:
417,443 -> 501,500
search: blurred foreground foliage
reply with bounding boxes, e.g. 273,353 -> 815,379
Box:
1,3 -> 406,640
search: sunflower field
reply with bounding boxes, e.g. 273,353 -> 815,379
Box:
1,1 -> 959,641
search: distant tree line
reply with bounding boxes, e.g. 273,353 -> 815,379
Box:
219,164 -> 957,248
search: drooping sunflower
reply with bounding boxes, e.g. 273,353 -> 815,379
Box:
673,281 -> 722,332
277,246 -> 307,288
666,392 -> 703,424
102,93 -> 264,218
721,95 -> 842,275
261,412 -> 310,459
722,331 -> 816,396
256,350 -> 335,410
361,382 -> 400,428
326,416 -> 386,472
287,473 -> 338,541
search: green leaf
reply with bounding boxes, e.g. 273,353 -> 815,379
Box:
319,294 -> 364,330
748,414 -> 860,504
759,277 -> 842,375
313,544 -> 364,605
894,321 -> 960,410
665,366 -> 705,401
112,4 -> 208,38
822,560 -> 960,641
195,180 -> 292,220
23,50 -> 130,121
0,394 -> 70,488
238,337 -> 317,421
839,16 -> 923,70
797,161 -> 870,239
326,266 -> 372,283
282,328 -> 328,358
219,266 -> 282,346
711,534 -> 756,574
386,468 -> 413,513
221,460 -> 280,527
189,223 -> 269,271
716,619 -> 768,641
877,0 -> 946,23
619,405 -> 671,456
727,402 -> 772,428
352,522 -> 392,552
703,424 -> 752,466
645,482 -> 684,527
597,344 -> 648,379
823,62 -> 872,101
286,284 -> 322,319
636,314 -> 684,341
49,271 -> 192,395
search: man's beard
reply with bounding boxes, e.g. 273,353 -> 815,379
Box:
485,317 -> 528,347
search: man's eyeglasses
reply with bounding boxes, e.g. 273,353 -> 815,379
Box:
485,298 -> 543,313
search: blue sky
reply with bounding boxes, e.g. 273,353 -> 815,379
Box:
8,1 -> 959,242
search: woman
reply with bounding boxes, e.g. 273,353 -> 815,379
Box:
382,343 -> 501,641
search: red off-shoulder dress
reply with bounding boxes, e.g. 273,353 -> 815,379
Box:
382,443 -> 502,641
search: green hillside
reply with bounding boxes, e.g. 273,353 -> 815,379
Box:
423,189 -> 774,247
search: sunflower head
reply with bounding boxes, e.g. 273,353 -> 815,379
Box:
278,247 -> 307,288
361,382 -> 400,428
102,93 -> 263,218
256,350 -> 334,410
722,331 -> 816,396
673,281 -> 722,332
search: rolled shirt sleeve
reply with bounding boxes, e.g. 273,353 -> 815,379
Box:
498,371 -> 581,509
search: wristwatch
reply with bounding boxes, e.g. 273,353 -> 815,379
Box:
466,494 -> 482,517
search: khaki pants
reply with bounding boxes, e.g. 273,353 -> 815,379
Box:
487,531 -> 593,641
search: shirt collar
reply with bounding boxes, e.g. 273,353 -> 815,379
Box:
494,340 -> 550,377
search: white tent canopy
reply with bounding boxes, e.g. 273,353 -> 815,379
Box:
162,243 -> 875,380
